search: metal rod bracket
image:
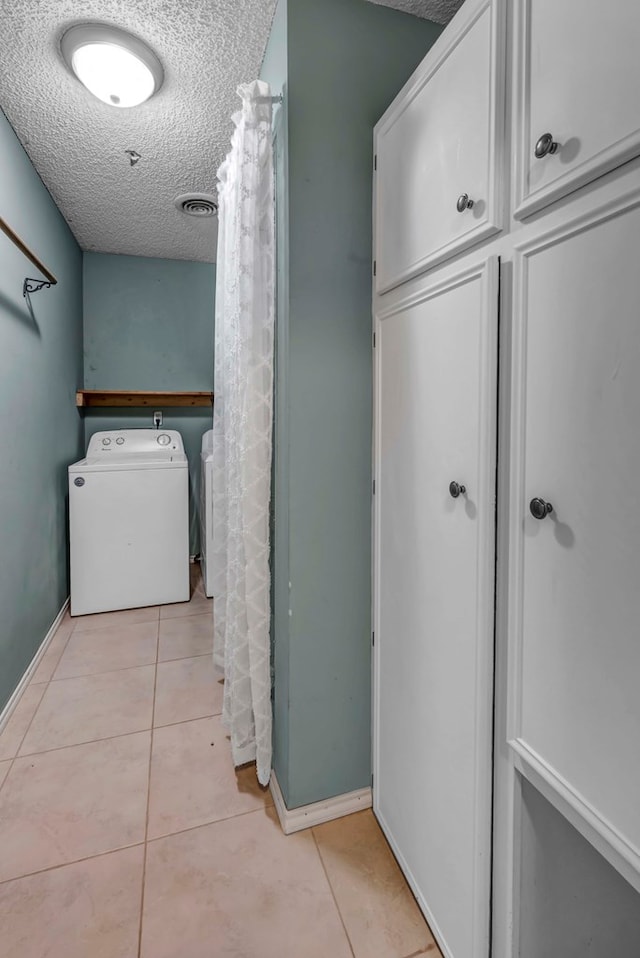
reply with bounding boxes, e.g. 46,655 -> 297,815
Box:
23,277 -> 54,297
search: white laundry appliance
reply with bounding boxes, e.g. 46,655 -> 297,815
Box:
69,429 -> 190,616
200,429 -> 214,598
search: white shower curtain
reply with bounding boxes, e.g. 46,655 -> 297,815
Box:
211,80 -> 275,785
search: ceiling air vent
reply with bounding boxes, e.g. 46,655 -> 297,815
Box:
174,193 -> 218,217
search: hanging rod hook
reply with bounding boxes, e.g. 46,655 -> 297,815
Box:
23,277 -> 54,297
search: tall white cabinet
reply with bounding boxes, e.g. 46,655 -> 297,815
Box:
374,259 -> 498,958
373,1 -> 640,956
508,193 -> 640,889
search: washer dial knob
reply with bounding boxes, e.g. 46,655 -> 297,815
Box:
115,437 -> 125,445
102,438 -> 111,446
157,433 -> 171,446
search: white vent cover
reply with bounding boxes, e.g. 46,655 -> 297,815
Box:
174,193 -> 218,217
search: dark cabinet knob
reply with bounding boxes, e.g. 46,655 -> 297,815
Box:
529,497 -> 553,520
456,193 -> 474,213
534,133 -> 559,158
449,481 -> 466,499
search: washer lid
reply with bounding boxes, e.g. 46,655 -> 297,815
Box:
69,452 -> 187,474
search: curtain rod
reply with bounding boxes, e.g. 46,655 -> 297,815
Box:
256,95 -> 283,104
0,214 -> 58,296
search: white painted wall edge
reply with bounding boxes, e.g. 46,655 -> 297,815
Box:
270,772 -> 372,835
0,597 -> 70,735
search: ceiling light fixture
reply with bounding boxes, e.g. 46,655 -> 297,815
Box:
61,23 -> 163,108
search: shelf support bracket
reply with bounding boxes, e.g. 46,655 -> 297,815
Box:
23,277 -> 54,297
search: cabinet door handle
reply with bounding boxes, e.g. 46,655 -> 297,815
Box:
449,481 -> 466,499
529,497 -> 553,520
534,133 -> 559,159
456,193 -> 474,213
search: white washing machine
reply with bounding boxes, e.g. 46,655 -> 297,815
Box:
69,429 -> 190,616
200,429 -> 214,598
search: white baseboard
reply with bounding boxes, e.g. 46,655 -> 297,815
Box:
0,597 -> 70,735
270,771 -> 372,835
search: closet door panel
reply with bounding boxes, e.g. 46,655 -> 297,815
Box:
374,259 -> 498,958
508,193 -> 640,879
514,0 -> 640,219
374,0 -> 504,294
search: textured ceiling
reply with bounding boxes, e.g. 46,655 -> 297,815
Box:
0,0 -> 278,263
0,0 -> 458,264
366,0 -> 464,25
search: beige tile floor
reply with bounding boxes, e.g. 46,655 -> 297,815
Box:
0,564 -> 440,958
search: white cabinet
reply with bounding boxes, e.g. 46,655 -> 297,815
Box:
513,0 -> 640,219
374,0 -> 640,952
374,258 -> 498,958
374,0 -> 505,293
507,187 -> 640,889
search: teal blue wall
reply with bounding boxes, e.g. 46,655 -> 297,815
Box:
262,0 -> 442,808
82,252 -> 215,554
0,109 -> 83,710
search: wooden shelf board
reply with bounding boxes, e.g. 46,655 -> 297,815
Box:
76,390 -> 214,408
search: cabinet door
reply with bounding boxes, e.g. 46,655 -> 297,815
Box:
374,259 -> 498,958
374,0 -> 504,294
508,193 -> 640,887
513,0 -> 640,219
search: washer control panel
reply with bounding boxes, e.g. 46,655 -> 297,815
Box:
86,429 -> 185,457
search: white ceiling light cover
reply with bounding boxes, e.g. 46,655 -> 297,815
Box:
61,23 -> 163,108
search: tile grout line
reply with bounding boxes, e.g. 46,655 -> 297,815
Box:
21,710 -> 224,757
49,661 -> 155,683
0,621 -> 76,796
11,707 -> 227,762
0,577 -> 225,890
0,798 -> 274,888
0,588 -> 215,872
1,581 -> 221,882
15,719 -> 167,761
48,662 -> 157,684
137,613 -> 161,958
311,822 -> 439,958
153,711 -> 223,732
48,650 -> 214,684
50,612 -> 159,681
311,828 -> 357,958
47,648 -> 216,687
68,604 -> 160,632
156,651 -> 215,665
0,701 -> 225,782
0,840 -> 146,887
146,801 -> 275,846
371,815 -> 442,955
68,619 -> 160,638
158,614 -> 213,623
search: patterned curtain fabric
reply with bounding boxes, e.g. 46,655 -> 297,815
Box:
211,80 -> 275,785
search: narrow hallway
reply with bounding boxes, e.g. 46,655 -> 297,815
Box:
0,565 -> 439,958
